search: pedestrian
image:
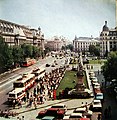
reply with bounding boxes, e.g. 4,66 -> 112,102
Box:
104,108 -> 108,119
33,88 -> 36,97
13,99 -> 16,108
97,114 -> 101,120
108,106 -> 111,118
26,90 -> 29,100
23,95 -> 26,103
22,116 -> 24,120
18,99 -> 22,108
40,95 -> 43,104
33,99 -> 37,109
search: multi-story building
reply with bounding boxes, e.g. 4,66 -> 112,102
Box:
73,36 -> 100,52
100,21 -> 117,56
45,36 -> 66,51
0,19 -> 45,50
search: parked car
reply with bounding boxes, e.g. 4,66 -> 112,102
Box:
69,113 -> 83,118
63,115 -> 70,120
37,108 -> 65,119
41,116 -> 56,120
95,93 -> 103,101
90,99 -> 102,112
45,104 -> 67,112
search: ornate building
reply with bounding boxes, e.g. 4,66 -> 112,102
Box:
100,21 -> 117,56
73,36 -> 99,52
0,19 -> 45,50
45,36 -> 66,51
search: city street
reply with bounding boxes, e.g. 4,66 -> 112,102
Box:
0,56 -> 66,110
0,58 -> 117,120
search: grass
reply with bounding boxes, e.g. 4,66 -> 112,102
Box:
56,70 -> 77,96
89,59 -> 104,64
56,70 -> 88,97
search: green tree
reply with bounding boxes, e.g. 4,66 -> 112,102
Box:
67,44 -> 73,51
21,44 -> 33,59
89,45 -> 100,56
0,36 -> 13,71
101,51 -> 117,83
12,46 -> 23,66
32,46 -> 41,59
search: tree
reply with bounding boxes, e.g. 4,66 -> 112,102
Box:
101,51 -> 117,83
67,44 -> 73,51
89,45 -> 100,56
21,44 -> 33,59
0,36 -> 13,71
12,46 -> 23,66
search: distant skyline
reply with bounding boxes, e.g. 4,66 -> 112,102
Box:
0,0 -> 116,40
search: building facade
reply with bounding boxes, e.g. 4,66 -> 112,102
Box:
73,36 -> 100,53
100,21 -> 117,56
45,36 -> 66,51
0,19 -> 45,50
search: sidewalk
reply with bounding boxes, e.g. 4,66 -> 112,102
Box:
9,98 -> 93,120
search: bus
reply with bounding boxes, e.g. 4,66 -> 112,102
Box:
8,88 -> 26,102
21,58 -> 36,67
32,67 -> 46,81
13,73 -> 35,91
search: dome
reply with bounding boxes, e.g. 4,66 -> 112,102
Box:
102,21 -> 109,31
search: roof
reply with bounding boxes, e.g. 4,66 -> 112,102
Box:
9,88 -> 24,94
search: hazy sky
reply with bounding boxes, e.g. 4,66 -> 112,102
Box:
0,0 -> 116,40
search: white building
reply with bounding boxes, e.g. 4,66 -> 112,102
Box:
100,21 -> 117,56
0,19 -> 45,50
73,36 -> 100,52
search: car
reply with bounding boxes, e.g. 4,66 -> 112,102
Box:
37,108 -> 65,119
74,107 -> 86,113
90,99 -> 102,112
65,110 -> 74,116
74,107 -> 93,118
114,87 -> 117,93
95,93 -> 103,101
69,113 -> 83,118
63,115 -> 70,120
46,64 -> 50,67
41,116 -> 56,120
45,104 -> 67,112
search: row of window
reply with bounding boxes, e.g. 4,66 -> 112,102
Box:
0,26 -> 13,33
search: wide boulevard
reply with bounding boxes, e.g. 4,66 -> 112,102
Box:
0,56 -> 66,110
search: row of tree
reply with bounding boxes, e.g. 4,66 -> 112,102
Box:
0,36 -> 43,73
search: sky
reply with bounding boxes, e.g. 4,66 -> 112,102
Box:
0,0 -> 116,40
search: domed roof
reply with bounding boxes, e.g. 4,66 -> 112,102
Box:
102,21 -> 109,31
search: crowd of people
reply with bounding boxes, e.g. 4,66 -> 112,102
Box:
0,109 -> 17,118
12,66 -> 66,110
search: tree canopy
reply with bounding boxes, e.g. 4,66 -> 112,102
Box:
89,44 -> 100,56
101,51 -> 117,82
0,36 -> 44,73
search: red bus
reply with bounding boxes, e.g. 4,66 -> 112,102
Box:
13,73 -> 36,91
22,58 -> 36,67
